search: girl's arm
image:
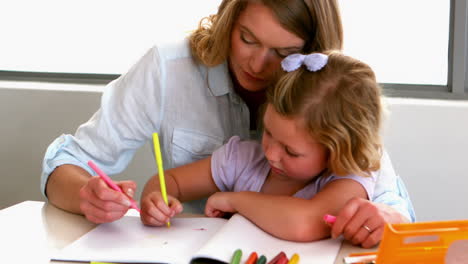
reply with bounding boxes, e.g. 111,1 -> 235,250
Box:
206,178 -> 367,242
140,157 -> 221,225
141,156 -> 220,203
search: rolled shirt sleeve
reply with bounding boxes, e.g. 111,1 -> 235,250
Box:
371,150 -> 416,222
40,38 -> 252,202
40,46 -> 163,196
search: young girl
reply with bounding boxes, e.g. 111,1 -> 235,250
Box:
140,51 -> 383,242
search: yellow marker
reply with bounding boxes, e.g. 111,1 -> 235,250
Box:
152,133 -> 170,227
288,253 -> 300,264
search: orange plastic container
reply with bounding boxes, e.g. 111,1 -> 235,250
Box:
375,220 -> 468,264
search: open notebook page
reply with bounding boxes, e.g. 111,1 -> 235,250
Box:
193,214 -> 342,263
53,216 -> 227,264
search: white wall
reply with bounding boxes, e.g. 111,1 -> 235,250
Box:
382,98 -> 468,221
1,86 -> 467,222
0,86 -> 155,210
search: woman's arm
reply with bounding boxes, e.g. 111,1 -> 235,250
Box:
47,164 -> 137,223
41,46 -> 166,222
205,179 -> 367,242
46,164 -> 91,214
371,150 -> 415,222
328,150 -> 415,248
332,197 -> 409,248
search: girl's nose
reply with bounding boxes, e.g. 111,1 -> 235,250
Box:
264,142 -> 281,163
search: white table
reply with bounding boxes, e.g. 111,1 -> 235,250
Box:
1,201 -> 370,264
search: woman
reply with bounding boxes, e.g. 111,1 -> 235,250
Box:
41,0 -> 414,248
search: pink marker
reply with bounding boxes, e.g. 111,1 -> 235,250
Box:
88,160 -> 141,212
323,214 -> 337,224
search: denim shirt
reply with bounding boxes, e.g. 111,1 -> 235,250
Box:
41,38 -> 415,221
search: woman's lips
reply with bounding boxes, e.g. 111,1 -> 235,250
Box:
243,70 -> 264,82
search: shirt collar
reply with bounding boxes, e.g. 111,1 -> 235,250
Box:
201,61 -> 242,105
207,62 -> 232,95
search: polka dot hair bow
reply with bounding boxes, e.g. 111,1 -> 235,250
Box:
281,53 -> 328,72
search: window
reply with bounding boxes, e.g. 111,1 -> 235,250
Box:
340,0 -> 449,86
0,0 -> 217,75
1,0 -> 466,97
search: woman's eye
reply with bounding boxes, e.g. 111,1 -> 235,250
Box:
241,33 -> 255,44
275,49 -> 299,58
275,50 -> 289,58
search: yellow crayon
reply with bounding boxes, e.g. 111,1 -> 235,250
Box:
152,132 -> 170,227
288,253 -> 300,264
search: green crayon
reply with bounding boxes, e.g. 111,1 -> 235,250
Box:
256,255 -> 267,264
230,249 -> 242,264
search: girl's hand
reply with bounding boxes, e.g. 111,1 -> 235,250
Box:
205,192 -> 237,218
79,177 -> 137,223
140,191 -> 183,226
331,197 -> 408,248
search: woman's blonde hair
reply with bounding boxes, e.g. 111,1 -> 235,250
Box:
189,0 -> 343,66
268,51 -> 382,177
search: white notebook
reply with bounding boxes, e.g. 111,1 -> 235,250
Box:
53,214 -> 341,264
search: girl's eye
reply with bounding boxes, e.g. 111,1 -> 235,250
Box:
241,33 -> 255,44
285,147 -> 299,157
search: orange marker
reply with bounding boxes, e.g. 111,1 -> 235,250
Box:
246,252 -> 258,264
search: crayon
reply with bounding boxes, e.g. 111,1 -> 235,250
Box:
267,251 -> 286,264
288,253 -> 300,264
230,249 -> 242,264
256,255 -> 267,264
276,255 -> 289,264
152,133 -> 170,227
87,160 -> 140,212
323,214 -> 337,224
246,252 -> 258,264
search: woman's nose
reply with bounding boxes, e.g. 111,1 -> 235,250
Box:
249,49 -> 270,74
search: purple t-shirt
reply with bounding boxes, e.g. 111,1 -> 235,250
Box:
211,136 -> 376,199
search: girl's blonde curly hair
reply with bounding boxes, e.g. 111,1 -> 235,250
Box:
268,51 -> 383,177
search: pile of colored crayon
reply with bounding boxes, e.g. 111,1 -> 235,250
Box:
230,249 -> 299,264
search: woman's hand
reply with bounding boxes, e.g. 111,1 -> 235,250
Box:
78,177 -> 137,223
331,197 -> 409,248
140,191 -> 183,226
205,192 -> 238,218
